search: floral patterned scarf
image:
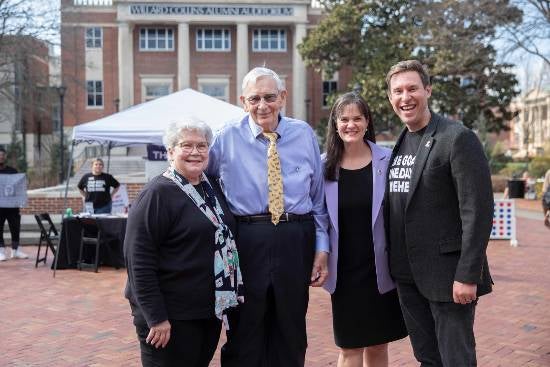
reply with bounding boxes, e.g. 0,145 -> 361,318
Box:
163,168 -> 244,324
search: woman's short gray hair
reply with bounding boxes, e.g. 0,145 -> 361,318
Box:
241,67 -> 285,93
163,117 -> 213,150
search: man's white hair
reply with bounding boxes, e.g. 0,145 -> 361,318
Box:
241,67 -> 285,93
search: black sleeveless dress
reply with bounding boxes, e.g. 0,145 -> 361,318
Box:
331,164 -> 407,348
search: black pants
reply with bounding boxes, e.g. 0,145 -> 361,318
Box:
396,282 -> 477,367
134,316 -> 221,367
221,219 -> 316,367
0,208 -> 20,248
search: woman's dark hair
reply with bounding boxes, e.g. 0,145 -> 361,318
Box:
324,92 -> 376,181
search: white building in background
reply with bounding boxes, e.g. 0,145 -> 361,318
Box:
509,88 -> 550,157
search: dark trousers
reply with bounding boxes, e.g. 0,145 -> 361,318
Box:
133,316 -> 221,367
221,219 -> 316,367
396,282 -> 477,367
0,208 -> 20,248
94,202 -> 112,214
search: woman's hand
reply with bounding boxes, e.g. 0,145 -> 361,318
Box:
146,320 -> 171,348
310,251 -> 329,287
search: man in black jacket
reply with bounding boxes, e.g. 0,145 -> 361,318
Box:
384,60 -> 493,366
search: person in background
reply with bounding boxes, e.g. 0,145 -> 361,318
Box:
542,169 -> 550,227
323,93 -> 407,367
385,60 -> 493,366
503,171 -> 532,199
208,67 -> 329,367
77,158 -> 120,214
0,148 -> 28,261
124,119 -> 243,367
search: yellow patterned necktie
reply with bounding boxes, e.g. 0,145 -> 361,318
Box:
263,132 -> 284,225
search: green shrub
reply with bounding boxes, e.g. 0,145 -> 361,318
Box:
528,156 -> 550,179
487,141 -> 513,174
498,162 -> 529,178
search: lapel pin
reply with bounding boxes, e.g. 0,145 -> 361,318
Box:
425,141 -> 431,148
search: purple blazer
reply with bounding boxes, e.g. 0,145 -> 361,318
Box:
323,141 -> 395,295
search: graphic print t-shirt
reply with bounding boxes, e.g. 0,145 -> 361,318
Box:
388,127 -> 426,282
77,173 -> 120,209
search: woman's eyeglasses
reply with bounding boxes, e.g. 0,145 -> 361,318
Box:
176,142 -> 209,153
245,93 -> 279,105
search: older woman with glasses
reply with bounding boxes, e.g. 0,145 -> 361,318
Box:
124,118 -> 243,367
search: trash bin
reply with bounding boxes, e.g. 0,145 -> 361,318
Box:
507,179 -> 525,198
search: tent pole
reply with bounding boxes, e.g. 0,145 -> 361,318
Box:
63,140 -> 76,210
106,141 -> 112,173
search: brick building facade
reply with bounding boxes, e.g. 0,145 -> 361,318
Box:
60,0 -> 351,132
0,36 -> 58,169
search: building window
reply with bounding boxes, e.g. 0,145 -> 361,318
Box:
52,104 -> 61,131
196,28 -> 231,51
86,27 -> 102,48
198,76 -> 229,102
86,80 -> 103,107
141,76 -> 173,103
252,29 -> 286,52
139,28 -> 174,51
322,79 -> 338,108
144,84 -> 170,102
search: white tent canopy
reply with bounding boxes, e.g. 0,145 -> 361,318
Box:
72,88 -> 246,146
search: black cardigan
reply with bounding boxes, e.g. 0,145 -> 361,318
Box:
124,174 -> 236,327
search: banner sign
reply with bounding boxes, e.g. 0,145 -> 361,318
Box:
112,184 -> 130,214
147,144 -> 168,161
130,4 -> 294,16
0,173 -> 27,208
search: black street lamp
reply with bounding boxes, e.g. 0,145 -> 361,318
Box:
56,85 -> 67,184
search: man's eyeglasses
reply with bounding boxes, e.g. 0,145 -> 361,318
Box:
176,142 -> 209,153
245,93 -> 279,105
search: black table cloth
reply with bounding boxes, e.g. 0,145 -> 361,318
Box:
52,216 -> 126,270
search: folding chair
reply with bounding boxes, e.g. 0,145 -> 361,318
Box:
76,216 -> 101,272
34,213 -> 60,268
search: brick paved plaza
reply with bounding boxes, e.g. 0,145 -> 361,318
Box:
2,203 -> 549,366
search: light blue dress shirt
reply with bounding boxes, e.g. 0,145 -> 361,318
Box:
207,114 -> 329,253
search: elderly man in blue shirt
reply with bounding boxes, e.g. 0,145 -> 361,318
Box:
208,67 -> 329,367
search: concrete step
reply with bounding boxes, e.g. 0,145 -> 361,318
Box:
2,231 -> 42,246
1,215 -> 62,246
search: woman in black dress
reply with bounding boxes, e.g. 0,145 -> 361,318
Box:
323,93 -> 407,366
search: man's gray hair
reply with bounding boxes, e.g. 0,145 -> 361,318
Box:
163,117 -> 213,150
241,67 -> 285,93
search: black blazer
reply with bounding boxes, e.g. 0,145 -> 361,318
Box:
384,113 -> 493,302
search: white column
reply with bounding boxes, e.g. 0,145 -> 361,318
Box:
178,22 -> 190,90
118,22 -> 134,110
236,23 -> 249,99
292,23 -> 307,121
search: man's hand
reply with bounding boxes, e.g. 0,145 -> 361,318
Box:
146,320 -> 171,348
453,281 -> 477,304
310,251 -> 328,287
